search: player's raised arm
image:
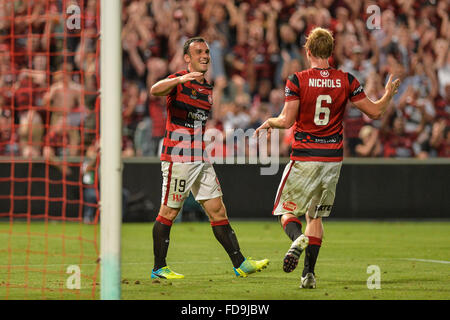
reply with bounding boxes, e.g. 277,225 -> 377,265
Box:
352,74 -> 401,120
150,71 -> 204,96
254,100 -> 300,137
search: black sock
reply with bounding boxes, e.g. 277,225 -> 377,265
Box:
281,216 -> 303,241
152,216 -> 172,270
303,236 -> 322,276
211,220 -> 245,268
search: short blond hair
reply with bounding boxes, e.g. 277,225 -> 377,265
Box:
304,27 -> 334,59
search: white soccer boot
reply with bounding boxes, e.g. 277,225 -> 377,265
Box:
300,272 -> 316,289
283,234 -> 309,273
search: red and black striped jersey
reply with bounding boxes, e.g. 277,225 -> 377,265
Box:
160,70 -> 213,162
284,67 -> 366,162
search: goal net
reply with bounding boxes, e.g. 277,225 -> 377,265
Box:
0,0 -> 101,299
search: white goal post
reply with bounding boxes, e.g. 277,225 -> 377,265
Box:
100,0 -> 123,300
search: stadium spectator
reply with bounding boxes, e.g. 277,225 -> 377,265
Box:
420,118 -> 450,158
122,81 -> 148,145
355,125 -> 383,157
147,95 -> 167,156
339,45 -> 374,87
434,83 -> 450,126
14,54 -> 48,157
380,110 -> 420,158
82,140 -> 131,223
0,107 -> 19,156
82,142 -> 99,224
43,67 -> 82,157
18,109 -> 44,157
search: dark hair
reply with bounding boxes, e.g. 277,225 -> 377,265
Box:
183,37 -> 207,55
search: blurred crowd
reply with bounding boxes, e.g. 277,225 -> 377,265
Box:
0,0 -> 449,160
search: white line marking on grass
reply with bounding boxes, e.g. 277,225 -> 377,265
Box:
403,258 -> 450,265
0,261 -> 222,268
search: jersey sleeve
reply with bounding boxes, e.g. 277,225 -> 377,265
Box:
284,73 -> 301,102
347,73 -> 366,102
166,72 -> 183,96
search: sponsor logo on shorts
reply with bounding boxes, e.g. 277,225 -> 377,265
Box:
172,194 -> 184,202
282,201 -> 297,212
316,204 -> 333,212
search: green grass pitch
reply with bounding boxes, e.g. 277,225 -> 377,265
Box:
1,220 -> 449,300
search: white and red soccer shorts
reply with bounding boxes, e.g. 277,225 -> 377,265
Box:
272,160 -> 342,218
161,161 -> 223,209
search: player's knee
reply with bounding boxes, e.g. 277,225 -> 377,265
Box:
210,205 -> 227,221
158,205 -> 180,221
305,214 -> 321,224
202,199 -> 227,221
280,213 -> 297,226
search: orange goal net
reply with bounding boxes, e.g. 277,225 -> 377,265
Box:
0,0 -> 100,299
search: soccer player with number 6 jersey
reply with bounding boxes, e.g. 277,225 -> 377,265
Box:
255,27 -> 400,289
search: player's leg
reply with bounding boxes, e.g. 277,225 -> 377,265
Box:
301,214 -> 323,288
300,161 -> 341,288
194,163 -> 269,277
279,213 -> 303,241
201,197 -> 245,268
273,161 -> 311,273
273,161 -> 302,241
279,213 -> 309,273
201,196 -> 269,277
151,204 -> 185,279
151,162 -> 197,279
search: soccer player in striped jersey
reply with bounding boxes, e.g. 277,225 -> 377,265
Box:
255,28 -> 400,288
149,37 -> 269,280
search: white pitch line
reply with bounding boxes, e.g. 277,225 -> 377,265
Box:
0,261 -> 221,268
3,258 -> 449,269
403,258 -> 450,265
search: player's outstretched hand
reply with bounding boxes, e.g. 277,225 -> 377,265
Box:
179,72 -> 204,84
254,120 -> 272,138
385,74 -> 401,98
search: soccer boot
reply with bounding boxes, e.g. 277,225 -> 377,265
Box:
300,272 -> 316,289
234,257 -> 270,278
151,266 -> 185,279
283,234 -> 309,273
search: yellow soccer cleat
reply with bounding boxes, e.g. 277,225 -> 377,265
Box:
151,266 -> 185,279
234,258 -> 270,277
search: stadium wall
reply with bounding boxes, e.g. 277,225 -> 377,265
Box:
1,158 -> 449,220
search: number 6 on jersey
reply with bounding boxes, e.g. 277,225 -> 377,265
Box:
314,95 -> 331,126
